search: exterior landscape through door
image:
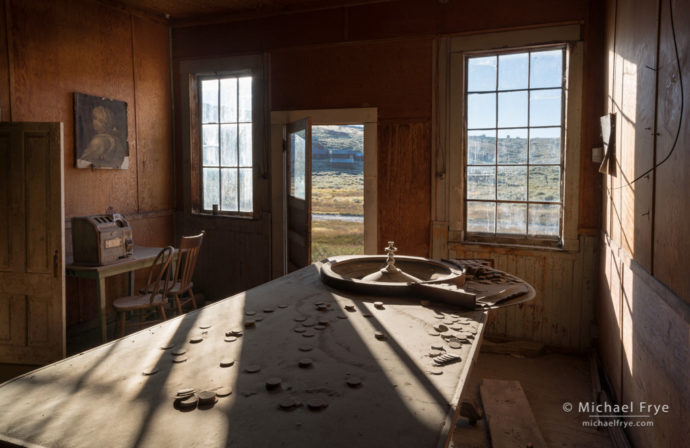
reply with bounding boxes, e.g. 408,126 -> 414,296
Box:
285,118 -> 312,272
0,122 -> 65,365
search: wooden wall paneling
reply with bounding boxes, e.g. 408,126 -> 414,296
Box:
598,238 -> 622,400
0,0 -> 10,121
450,237 -> 597,351
577,0 -> 605,233
615,0 -> 658,270
270,38 -> 432,121
653,0 -> 690,303
377,121 -> 431,257
601,236 -> 690,448
177,216 -> 271,301
10,0 -> 139,217
131,15 -> 174,212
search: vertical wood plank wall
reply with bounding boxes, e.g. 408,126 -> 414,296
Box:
450,236 -> 599,351
0,0 -> 174,326
600,0 -> 690,446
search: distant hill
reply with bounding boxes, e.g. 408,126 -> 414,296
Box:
313,125 -> 364,153
468,134 -> 560,164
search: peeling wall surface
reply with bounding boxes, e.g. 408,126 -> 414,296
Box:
599,0 -> 690,446
1,0 -> 174,325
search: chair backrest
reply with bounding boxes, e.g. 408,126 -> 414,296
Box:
145,246 -> 175,303
173,231 -> 204,292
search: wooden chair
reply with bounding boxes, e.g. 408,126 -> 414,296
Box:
168,231 -> 204,315
113,246 -> 175,338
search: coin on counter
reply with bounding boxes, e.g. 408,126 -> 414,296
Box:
220,359 -> 235,368
266,378 -> 282,390
198,390 -> 217,405
215,387 -> 233,397
244,364 -> 261,373
298,358 -> 313,368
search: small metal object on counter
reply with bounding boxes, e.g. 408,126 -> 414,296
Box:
374,332 -> 386,341
433,353 -> 461,366
245,365 -> 261,373
298,345 -> 313,352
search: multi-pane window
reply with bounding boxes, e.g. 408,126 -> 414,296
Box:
465,47 -> 565,240
200,76 -> 253,214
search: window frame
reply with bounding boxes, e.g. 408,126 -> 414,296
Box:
180,54 -> 266,220
196,71 -> 256,217
462,44 -> 567,247
437,25 -> 583,253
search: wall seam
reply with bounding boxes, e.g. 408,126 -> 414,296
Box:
130,14 -> 141,213
650,0 -> 663,276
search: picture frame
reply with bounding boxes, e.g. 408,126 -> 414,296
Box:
74,92 -> 129,169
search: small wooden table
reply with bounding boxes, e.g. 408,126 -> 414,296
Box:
66,246 -> 165,343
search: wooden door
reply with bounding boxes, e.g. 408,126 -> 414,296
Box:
0,123 -> 65,365
285,118 -> 312,272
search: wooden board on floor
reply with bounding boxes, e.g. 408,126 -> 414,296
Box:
479,379 -> 547,448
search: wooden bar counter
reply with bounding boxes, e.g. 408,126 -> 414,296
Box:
0,262 -> 487,448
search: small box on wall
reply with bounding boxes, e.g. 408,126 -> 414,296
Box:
74,92 -> 129,169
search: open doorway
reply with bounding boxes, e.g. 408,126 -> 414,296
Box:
311,125 -> 364,261
271,108 -> 377,277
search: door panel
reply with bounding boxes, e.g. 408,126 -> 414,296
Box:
0,122 -> 65,364
285,118 -> 311,272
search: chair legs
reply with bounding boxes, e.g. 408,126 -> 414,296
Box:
119,312 -> 126,338
116,306 -> 168,338
174,288 -> 198,315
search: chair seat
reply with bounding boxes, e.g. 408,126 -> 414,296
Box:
141,281 -> 193,295
113,293 -> 166,311
168,281 -> 193,295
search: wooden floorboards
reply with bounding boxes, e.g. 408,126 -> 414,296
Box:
452,352 -> 613,448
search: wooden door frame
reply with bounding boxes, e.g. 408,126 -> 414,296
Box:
270,108 -> 378,278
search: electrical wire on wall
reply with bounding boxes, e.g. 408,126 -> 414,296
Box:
610,0 -> 685,191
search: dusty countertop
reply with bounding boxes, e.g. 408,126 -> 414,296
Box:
0,263 -> 486,448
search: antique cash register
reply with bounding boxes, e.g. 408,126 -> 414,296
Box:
71,214 -> 133,265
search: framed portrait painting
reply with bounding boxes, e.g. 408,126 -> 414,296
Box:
74,93 -> 129,169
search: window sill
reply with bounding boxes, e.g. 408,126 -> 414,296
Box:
449,232 -> 580,253
192,211 -> 259,221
